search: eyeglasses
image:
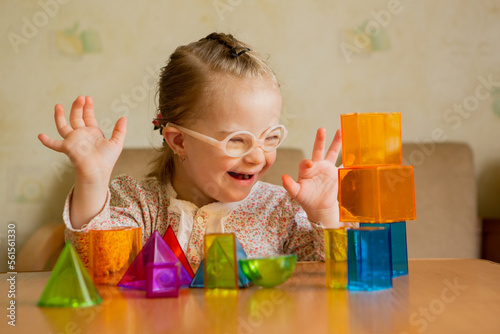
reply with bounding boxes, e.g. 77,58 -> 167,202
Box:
166,122 -> 287,158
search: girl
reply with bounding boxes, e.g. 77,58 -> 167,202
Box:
38,32 -> 342,266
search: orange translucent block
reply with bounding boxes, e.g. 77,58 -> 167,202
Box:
341,112 -> 402,167
89,226 -> 142,285
338,166 -> 416,223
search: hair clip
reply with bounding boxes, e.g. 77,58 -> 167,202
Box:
152,114 -> 162,131
229,47 -> 250,58
204,34 -> 250,58
153,115 -> 166,142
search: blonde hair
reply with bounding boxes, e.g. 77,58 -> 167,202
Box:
148,32 -> 279,183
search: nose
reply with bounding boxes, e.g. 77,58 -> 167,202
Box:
242,146 -> 266,165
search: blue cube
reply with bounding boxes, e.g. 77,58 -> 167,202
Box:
347,227 -> 392,291
360,221 -> 409,277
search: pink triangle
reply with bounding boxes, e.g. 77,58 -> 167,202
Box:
118,231 -> 192,290
163,226 -> 194,278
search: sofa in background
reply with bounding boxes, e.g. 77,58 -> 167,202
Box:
17,142 -> 480,271
111,142 -> 481,259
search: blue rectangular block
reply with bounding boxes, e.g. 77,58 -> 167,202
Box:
347,227 -> 392,291
360,221 -> 409,277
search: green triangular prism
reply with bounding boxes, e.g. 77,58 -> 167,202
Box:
190,237 -> 252,288
205,239 -> 236,288
38,242 -> 102,308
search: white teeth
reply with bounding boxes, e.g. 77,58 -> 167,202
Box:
243,174 -> 250,180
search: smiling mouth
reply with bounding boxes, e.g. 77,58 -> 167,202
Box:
228,172 -> 254,180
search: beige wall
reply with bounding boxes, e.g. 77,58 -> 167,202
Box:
1,0 -> 500,271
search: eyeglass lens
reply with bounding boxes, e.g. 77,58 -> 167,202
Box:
225,127 -> 284,156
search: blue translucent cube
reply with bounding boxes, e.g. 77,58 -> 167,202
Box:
347,227 -> 392,291
360,221 -> 409,277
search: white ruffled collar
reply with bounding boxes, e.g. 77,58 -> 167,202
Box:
164,181 -> 259,251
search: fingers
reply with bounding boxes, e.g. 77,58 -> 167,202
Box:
56,96 -> 99,138
295,158 -> 314,180
300,158 -> 314,169
282,174 -> 300,199
325,129 -> 342,163
311,128 -> 327,161
82,96 -> 99,127
109,117 -> 128,146
54,104 -> 73,138
38,133 -> 64,152
69,96 -> 86,129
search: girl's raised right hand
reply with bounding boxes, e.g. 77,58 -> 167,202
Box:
38,96 -> 127,185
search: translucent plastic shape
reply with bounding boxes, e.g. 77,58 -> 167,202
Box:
341,112 -> 402,167
324,228 -> 348,289
239,254 -> 297,288
204,234 -> 238,289
190,236 -> 251,288
89,226 -> 142,285
163,226 -> 194,278
360,221 -> 409,277
118,231 -> 192,290
38,242 -> 102,308
347,227 -> 392,291
145,262 -> 181,298
339,165 -> 416,223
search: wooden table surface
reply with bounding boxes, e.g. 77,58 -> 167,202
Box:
2,259 -> 500,334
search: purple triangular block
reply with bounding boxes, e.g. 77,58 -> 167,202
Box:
118,231 -> 192,290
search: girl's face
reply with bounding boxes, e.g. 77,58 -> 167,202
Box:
172,76 -> 282,207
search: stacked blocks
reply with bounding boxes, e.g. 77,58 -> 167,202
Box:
339,166 -> 415,222
347,227 -> 392,291
341,112 -> 402,167
38,242 -> 102,307
338,112 -> 416,289
118,231 -> 193,297
360,221 -> 409,277
339,112 -> 415,223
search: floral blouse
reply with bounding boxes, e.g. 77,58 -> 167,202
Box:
64,175 -> 326,267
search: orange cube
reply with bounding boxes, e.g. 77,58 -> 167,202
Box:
341,112 -> 402,167
338,166 -> 416,223
89,226 -> 142,285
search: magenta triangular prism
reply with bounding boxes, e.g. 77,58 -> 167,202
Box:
118,231 -> 192,289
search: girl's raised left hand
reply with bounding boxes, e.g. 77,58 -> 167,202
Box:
282,128 -> 342,228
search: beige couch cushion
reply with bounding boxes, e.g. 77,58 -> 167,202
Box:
112,143 -> 480,259
402,142 -> 480,258
112,148 -> 158,180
